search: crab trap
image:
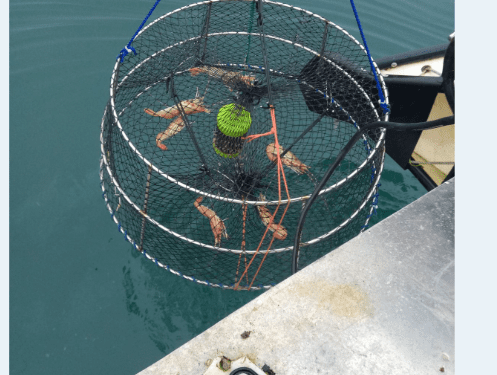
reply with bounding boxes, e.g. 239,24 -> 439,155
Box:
100,0 -> 388,290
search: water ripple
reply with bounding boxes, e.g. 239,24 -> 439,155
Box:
11,16 -> 143,34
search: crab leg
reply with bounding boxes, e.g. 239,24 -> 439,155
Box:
257,194 -> 288,240
145,97 -> 210,119
194,196 -> 228,246
190,66 -> 255,90
155,116 -> 186,150
266,143 -> 310,175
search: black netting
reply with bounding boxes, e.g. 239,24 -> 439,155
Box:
100,0 -> 387,290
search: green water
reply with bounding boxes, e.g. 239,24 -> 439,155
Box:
10,0 -> 454,374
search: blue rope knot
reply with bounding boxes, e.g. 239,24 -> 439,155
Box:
379,100 -> 391,115
117,45 -> 137,63
370,184 -> 382,216
364,140 -> 371,153
370,165 -> 377,183
371,191 -> 380,215
372,193 -> 379,205
371,204 -> 378,215
117,0 -> 162,63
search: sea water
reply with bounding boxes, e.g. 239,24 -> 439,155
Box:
9,0 -> 454,373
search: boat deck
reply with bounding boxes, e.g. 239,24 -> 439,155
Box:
138,178 -> 455,375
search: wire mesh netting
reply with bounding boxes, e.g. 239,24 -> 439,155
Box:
100,0 -> 388,290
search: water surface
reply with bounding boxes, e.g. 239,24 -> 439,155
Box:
10,0 -> 454,374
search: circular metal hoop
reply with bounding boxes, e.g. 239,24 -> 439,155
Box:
101,0 -> 388,289
100,107 -> 383,254
109,39 -> 386,206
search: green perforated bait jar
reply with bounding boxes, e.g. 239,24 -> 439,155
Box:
213,104 -> 252,158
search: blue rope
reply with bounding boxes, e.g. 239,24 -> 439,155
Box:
370,165 -> 376,183
362,183 -> 382,228
117,0 -> 162,63
349,0 -> 389,115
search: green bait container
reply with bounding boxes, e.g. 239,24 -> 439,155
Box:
213,103 -> 252,158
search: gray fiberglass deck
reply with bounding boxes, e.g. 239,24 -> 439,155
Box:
138,178 -> 455,374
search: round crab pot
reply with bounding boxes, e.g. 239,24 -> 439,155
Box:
100,0 -> 388,290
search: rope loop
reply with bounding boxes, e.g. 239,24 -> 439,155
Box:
379,100 -> 391,114
117,45 -> 137,63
